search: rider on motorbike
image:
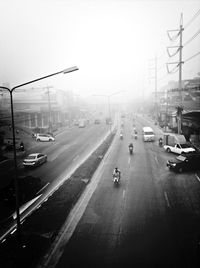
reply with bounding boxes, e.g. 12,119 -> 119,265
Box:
129,143 -> 133,153
159,137 -> 163,146
113,167 -> 121,182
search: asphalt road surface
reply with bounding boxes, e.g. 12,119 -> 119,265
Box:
19,123 -> 109,186
44,115 -> 200,268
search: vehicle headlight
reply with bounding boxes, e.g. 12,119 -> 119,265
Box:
171,163 -> 176,167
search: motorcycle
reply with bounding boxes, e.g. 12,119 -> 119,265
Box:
113,174 -> 120,184
159,139 -> 163,147
134,134 -> 137,139
129,146 -> 133,154
120,134 -> 123,140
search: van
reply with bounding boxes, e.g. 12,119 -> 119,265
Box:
142,127 -> 155,142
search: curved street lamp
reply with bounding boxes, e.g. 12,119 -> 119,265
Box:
0,66 -> 78,244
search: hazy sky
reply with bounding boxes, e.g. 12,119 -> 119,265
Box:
0,0 -> 200,101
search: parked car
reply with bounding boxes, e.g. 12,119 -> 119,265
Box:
167,152 -> 200,173
23,153 -> 47,167
35,133 -> 55,142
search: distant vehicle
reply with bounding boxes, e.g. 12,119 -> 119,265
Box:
142,127 -> 155,142
163,134 -> 195,154
78,119 -> 86,128
94,119 -> 101,124
167,153 -> 200,173
106,118 -> 112,125
23,153 -> 47,167
35,133 -> 55,142
73,119 -> 79,126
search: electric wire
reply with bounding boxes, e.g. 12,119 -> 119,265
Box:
184,9 -> 200,30
183,28 -> 200,46
184,51 -> 200,63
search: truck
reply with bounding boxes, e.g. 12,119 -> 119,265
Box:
78,118 -> 86,128
163,133 -> 196,154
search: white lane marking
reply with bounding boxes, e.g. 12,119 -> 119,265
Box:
164,191 -> 170,208
73,155 -> 79,162
128,157 -> 131,165
154,156 -> 159,165
195,173 -> 200,183
123,190 -> 126,199
36,182 -> 50,195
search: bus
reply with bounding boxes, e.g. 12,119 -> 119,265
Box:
142,127 -> 155,142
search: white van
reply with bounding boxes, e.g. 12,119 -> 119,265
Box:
142,127 -> 155,142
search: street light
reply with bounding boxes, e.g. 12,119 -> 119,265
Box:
93,91 -> 124,132
0,66 -> 78,244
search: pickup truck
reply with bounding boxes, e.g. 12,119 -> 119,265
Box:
163,133 -> 196,155
163,143 -> 196,154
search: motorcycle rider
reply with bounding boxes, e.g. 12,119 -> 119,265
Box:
113,167 -> 121,182
159,137 -> 163,146
129,143 -> 133,153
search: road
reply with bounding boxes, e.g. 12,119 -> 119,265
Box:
0,121 -> 112,240
19,123 -> 110,186
43,114 -> 200,268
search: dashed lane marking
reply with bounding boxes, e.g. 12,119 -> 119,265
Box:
73,155 -> 79,162
164,191 -> 170,208
122,190 -> 126,200
154,156 -> 159,165
195,173 -> 200,183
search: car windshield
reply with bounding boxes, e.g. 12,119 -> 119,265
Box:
176,155 -> 186,161
145,132 -> 154,135
180,144 -> 191,148
27,155 -> 36,160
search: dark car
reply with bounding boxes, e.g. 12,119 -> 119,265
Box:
167,153 -> 200,173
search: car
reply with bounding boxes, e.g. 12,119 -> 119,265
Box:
94,119 -> 101,124
166,152 -> 200,173
35,133 -> 55,142
23,153 -> 47,167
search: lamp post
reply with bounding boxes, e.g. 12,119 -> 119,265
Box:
0,66 -> 78,243
93,91 -> 124,132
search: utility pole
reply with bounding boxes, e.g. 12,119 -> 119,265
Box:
178,13 -> 184,134
155,56 -> 158,123
45,86 -> 53,133
166,13 -> 184,134
148,57 -> 158,122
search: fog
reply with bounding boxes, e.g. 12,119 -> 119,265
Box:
0,0 -> 200,103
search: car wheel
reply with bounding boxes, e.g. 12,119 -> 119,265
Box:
36,139 -> 40,142
167,148 -> 171,153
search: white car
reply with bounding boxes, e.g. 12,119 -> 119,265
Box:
35,133 -> 55,142
163,143 -> 196,155
23,153 -> 47,167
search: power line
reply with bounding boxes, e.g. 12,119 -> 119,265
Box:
184,9 -> 200,30
183,28 -> 200,46
185,50 -> 200,63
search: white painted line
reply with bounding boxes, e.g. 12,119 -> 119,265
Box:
123,190 -> 126,199
128,157 -> 131,165
12,195 -> 42,219
11,228 -> 17,235
164,191 -> 170,208
195,173 -> 200,183
73,155 -> 79,162
36,182 -> 50,195
154,156 -> 159,165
